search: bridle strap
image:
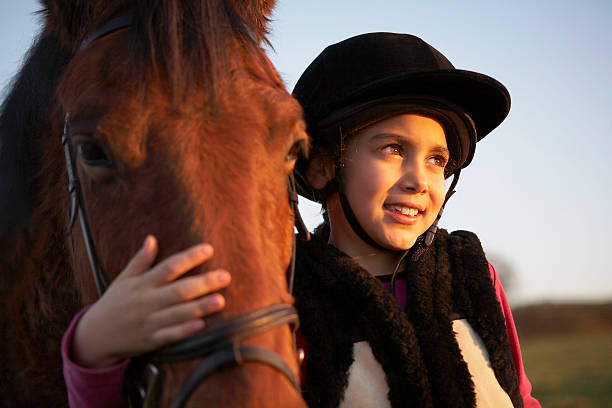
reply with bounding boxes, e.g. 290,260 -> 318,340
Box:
66,10 -> 138,296
288,174 -> 310,294
169,345 -> 298,408
78,11 -> 135,53
146,304 -> 299,363
135,304 -> 300,407
288,174 -> 311,242
62,114 -> 111,295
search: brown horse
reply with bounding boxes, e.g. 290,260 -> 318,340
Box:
0,0 -> 308,406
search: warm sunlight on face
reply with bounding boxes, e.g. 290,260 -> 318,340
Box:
338,113 -> 448,250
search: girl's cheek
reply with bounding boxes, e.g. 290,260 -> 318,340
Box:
433,182 -> 446,207
431,173 -> 446,190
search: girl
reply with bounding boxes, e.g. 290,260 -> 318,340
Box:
62,33 -> 540,407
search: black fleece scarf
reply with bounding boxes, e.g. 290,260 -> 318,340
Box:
293,229 -> 522,408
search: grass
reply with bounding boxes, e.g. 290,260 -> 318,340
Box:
520,331 -> 612,407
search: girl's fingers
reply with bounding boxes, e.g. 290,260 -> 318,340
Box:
146,243 -> 214,285
118,235 -> 158,279
154,270 -> 231,307
150,293 -> 225,328
150,318 -> 206,347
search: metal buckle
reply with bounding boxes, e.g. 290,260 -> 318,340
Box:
140,363 -> 162,408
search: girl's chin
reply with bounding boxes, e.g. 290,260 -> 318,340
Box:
376,234 -> 419,251
382,226 -> 426,248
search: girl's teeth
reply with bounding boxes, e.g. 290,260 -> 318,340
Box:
388,205 -> 419,216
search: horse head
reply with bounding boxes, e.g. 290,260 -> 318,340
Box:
0,1 -> 307,406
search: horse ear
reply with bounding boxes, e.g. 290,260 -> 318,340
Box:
232,0 -> 277,41
257,0 -> 276,17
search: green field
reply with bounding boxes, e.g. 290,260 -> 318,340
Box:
520,331 -> 612,407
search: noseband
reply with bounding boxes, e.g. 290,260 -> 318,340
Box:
63,11 -> 308,407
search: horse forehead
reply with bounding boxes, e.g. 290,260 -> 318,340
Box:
68,86 -> 274,146
100,103 -> 274,172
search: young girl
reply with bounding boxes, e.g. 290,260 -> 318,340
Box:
62,33 -> 540,407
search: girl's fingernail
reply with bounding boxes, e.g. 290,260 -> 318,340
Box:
216,270 -> 230,283
199,243 -> 212,255
192,319 -> 206,331
147,236 -> 158,251
211,294 -> 225,307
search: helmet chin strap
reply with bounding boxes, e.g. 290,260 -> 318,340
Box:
338,185 -> 388,251
388,169 -> 461,296
336,168 -> 462,298
424,169 -> 461,247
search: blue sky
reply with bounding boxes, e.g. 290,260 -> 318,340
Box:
2,1 -> 611,304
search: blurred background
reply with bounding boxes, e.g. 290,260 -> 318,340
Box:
2,1 -> 611,406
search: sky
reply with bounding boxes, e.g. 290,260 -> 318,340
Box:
1,1 -> 611,305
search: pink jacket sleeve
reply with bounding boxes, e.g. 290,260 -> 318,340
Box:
489,264 -> 541,408
61,307 -> 130,408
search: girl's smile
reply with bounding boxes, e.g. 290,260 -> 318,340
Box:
382,202 -> 423,225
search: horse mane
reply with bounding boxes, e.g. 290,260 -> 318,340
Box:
0,31 -> 71,232
0,28 -> 76,404
45,0 -> 282,104
41,0 -> 275,47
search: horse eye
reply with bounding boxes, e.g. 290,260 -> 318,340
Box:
77,142 -> 113,167
286,140 -> 306,162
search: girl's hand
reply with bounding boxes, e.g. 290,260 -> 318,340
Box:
71,236 -> 231,369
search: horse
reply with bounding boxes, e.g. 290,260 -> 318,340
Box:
0,1 -> 308,406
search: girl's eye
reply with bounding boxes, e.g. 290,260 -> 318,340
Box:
427,155 -> 448,167
381,144 -> 402,156
77,142 -> 113,167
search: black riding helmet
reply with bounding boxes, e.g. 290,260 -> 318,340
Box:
292,32 -> 510,257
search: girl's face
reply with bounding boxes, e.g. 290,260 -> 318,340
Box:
339,113 -> 449,250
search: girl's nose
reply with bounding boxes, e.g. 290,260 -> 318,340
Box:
400,161 -> 428,193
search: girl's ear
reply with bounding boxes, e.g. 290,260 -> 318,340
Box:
306,153 -> 335,190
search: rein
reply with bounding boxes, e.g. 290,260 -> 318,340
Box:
62,11 -> 307,407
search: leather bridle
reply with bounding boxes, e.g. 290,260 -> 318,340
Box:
62,11 -> 309,407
